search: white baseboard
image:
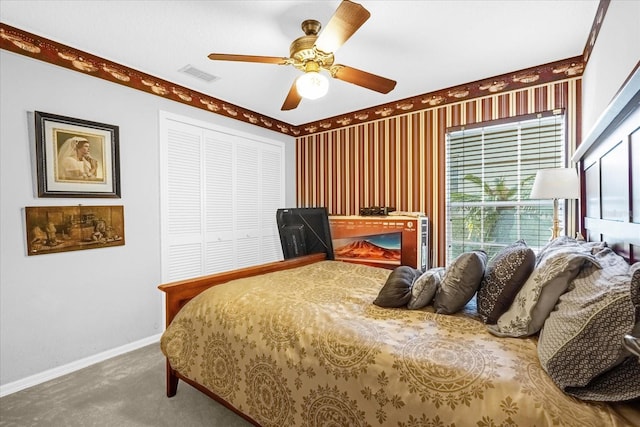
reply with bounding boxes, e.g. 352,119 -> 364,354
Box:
0,333 -> 162,398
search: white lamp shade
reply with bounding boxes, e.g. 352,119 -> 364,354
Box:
530,168 -> 580,199
296,71 -> 329,100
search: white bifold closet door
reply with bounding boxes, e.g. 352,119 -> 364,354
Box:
160,113 -> 284,283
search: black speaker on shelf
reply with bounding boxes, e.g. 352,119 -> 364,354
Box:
359,206 -> 395,216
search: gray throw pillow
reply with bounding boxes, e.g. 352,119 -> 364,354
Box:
373,266 -> 421,308
630,263 -> 640,340
407,267 -> 445,310
631,262 -> 640,320
538,246 -> 640,401
434,250 -> 487,314
477,240 -> 535,324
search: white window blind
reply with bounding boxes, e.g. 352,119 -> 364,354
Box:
446,112 -> 565,263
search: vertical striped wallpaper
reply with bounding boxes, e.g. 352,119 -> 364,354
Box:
296,78 -> 582,266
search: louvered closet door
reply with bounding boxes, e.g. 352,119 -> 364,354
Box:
163,120 -> 205,282
161,113 -> 285,282
261,145 -> 284,262
204,132 -> 234,274
234,138 -> 285,268
233,139 -> 261,268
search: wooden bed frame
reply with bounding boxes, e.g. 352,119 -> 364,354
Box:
158,252 -> 325,424
158,68 -> 639,425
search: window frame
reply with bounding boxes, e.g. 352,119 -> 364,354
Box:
445,110 -> 568,263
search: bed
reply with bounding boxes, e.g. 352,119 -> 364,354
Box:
159,73 -> 640,426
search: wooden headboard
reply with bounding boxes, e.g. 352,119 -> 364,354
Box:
573,66 -> 640,263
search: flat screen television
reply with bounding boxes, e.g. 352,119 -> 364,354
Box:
276,207 -> 335,260
333,231 -> 402,266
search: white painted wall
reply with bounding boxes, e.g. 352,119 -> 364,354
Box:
0,50 -> 295,391
581,0 -> 640,137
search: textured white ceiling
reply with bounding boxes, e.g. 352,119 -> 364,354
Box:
0,0 -> 599,125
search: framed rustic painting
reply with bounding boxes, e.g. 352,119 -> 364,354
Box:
34,111 -> 121,198
25,205 -> 125,255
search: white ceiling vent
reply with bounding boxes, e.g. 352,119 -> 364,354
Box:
178,65 -> 219,82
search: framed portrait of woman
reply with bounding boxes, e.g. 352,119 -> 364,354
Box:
34,111 -> 121,198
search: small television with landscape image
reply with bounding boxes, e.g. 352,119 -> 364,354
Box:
333,231 -> 402,266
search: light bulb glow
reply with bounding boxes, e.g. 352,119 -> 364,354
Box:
295,72 -> 329,100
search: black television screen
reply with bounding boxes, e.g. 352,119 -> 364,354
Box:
276,207 -> 335,260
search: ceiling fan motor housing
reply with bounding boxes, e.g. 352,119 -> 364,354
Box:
290,19 -> 334,71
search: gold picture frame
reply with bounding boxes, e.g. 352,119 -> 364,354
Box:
25,205 -> 125,255
35,111 -> 121,198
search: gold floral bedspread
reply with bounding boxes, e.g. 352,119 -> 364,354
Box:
160,261 -> 639,427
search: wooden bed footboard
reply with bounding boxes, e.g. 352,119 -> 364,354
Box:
158,252 -> 326,327
158,252 -> 326,398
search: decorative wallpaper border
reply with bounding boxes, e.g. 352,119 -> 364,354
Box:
1,22 -> 588,137
583,0 -> 610,64
0,23 -> 300,136
299,58 -> 584,134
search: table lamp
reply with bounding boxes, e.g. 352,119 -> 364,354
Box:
530,168 -> 580,240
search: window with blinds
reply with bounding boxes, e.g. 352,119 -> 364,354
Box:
446,112 -> 565,263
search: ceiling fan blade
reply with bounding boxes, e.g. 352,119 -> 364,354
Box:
208,53 -> 289,65
332,65 -> 396,94
281,81 -> 302,111
314,0 -> 370,54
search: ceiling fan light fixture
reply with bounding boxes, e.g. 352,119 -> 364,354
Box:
208,1 -> 395,110
296,71 -> 329,100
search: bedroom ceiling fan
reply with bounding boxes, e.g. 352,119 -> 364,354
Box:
207,0 -> 397,111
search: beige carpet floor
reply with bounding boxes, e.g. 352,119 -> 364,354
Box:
0,344 -> 253,427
